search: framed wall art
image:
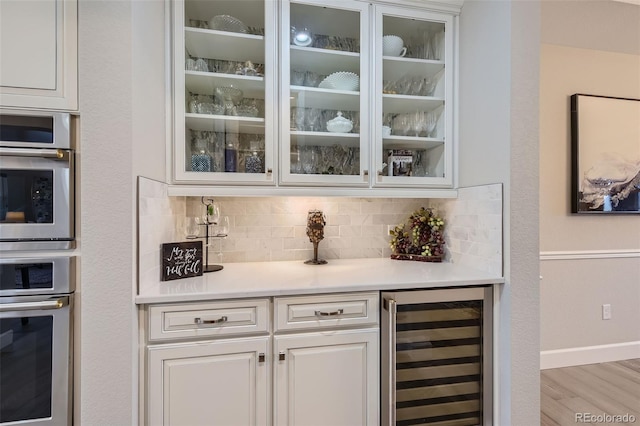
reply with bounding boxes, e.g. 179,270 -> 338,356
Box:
571,94 -> 640,213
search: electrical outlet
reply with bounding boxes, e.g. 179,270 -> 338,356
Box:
602,304 -> 612,320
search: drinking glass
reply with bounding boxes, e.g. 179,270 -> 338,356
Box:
301,145 -> 316,174
305,108 -> 321,132
205,202 -> 220,225
182,217 -> 200,239
214,216 -> 230,237
425,112 -> 437,138
194,58 -> 209,72
291,69 -> 306,86
304,71 -> 322,87
293,107 -> 306,131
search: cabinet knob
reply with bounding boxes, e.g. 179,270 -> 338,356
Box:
266,168 -> 272,175
377,170 -> 383,176
258,353 -> 265,363
279,352 -> 286,361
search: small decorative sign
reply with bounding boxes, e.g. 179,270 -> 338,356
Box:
161,241 -> 203,281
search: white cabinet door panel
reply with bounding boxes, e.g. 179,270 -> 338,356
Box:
0,0 -> 77,110
274,329 -> 378,426
147,337 -> 269,426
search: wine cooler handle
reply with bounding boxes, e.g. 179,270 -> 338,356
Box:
388,298 -> 397,426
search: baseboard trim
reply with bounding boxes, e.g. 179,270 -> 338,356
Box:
540,341 -> 640,369
540,249 -> 640,261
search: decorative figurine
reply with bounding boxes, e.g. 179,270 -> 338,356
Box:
304,209 -> 327,265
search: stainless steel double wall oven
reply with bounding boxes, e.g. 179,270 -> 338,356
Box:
0,109 -> 76,426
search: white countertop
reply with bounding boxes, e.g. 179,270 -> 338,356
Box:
136,258 -> 504,304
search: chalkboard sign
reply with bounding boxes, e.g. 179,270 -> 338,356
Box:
161,241 -> 203,281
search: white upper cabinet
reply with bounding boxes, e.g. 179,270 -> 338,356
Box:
280,0 -> 370,187
169,0 -> 458,194
172,0 -> 277,185
0,0 -> 78,111
373,5 -> 454,188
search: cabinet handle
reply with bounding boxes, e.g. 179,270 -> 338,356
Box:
266,168 -> 272,175
314,308 -> 344,317
258,353 -> 265,363
279,352 -> 285,361
388,299 -> 397,426
363,170 -> 369,176
194,316 -> 228,325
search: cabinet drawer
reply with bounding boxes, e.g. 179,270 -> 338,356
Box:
274,292 -> 379,332
148,298 -> 269,341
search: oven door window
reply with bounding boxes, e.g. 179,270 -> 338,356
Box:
0,169 -> 54,224
0,262 -> 54,292
0,295 -> 71,425
0,314 -> 54,422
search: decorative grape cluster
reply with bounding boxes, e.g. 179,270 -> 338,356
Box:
389,207 -> 445,258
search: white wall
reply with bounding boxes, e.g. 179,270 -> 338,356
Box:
539,1 -> 640,368
459,1 -> 540,423
77,0 -> 167,424
539,46 -> 640,363
78,1 -> 135,424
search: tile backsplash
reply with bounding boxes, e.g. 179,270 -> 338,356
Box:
185,197 -> 429,263
137,177 -> 503,291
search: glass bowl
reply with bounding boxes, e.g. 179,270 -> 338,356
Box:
208,15 -> 248,34
214,86 -> 243,104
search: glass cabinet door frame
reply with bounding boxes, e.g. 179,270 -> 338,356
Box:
279,0 -> 371,187
172,0 -> 278,185
372,4 -> 455,188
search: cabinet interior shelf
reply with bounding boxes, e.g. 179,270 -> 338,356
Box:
383,95 -> 444,114
186,113 -> 265,133
383,136 -> 443,150
186,72 -> 265,98
291,86 -> 359,110
186,28 -> 265,63
291,131 -> 360,147
290,46 -> 360,75
383,57 -> 444,81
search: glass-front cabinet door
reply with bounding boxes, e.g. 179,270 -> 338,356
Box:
172,0 -> 277,185
280,0 -> 370,186
373,5 -> 454,188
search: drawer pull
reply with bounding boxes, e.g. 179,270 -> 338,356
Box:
258,353 -> 265,363
314,309 -> 344,317
194,316 -> 228,325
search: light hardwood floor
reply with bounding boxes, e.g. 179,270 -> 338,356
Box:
541,359 -> 640,425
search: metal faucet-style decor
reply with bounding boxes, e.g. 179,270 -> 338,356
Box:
304,209 -> 327,265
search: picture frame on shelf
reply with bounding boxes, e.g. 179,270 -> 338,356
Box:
570,94 -> 640,214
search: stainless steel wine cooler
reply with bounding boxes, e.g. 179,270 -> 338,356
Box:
382,287 -> 493,426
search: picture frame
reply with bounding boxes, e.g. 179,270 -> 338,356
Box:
570,94 -> 640,214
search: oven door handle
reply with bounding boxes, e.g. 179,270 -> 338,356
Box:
0,297 -> 68,312
0,147 -> 70,160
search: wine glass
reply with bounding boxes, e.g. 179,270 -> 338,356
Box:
205,202 -> 220,225
425,112 -> 437,138
182,217 -> 199,239
215,216 -> 230,237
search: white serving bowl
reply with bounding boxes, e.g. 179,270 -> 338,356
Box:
326,112 -> 353,133
382,35 -> 405,56
318,72 -> 359,91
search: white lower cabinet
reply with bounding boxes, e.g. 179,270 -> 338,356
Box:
274,330 -> 379,426
147,337 -> 270,426
144,292 -> 379,425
